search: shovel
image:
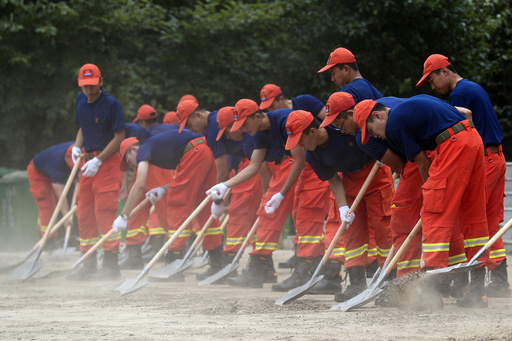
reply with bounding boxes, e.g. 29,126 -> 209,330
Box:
331,218 -> 422,311
0,205 -> 77,275
112,194 -> 212,296
148,213 -> 221,280
193,211 -> 228,268
199,217 -> 259,286
52,182 -> 80,256
43,198 -> 150,279
275,162 -> 380,305
4,156 -> 82,281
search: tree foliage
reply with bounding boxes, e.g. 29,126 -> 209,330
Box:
1,0 -> 511,168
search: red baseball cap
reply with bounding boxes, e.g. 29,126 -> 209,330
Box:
416,54 -> 451,87
77,63 -> 101,87
163,111 -> 179,124
259,84 -> 282,110
317,48 -> 356,73
176,100 -> 199,134
353,99 -> 377,145
231,99 -> 260,132
216,106 -> 235,141
285,110 -> 314,150
320,92 -> 356,127
133,104 -> 157,123
178,94 -> 198,105
119,137 -> 139,171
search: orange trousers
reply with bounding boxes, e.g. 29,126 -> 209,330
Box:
166,140 -> 222,251
224,158 -> 262,253
293,163 -> 330,258
421,121 -> 489,268
76,153 -> 123,252
250,157 -> 296,256
27,160 -> 59,239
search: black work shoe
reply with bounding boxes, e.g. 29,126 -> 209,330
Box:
333,284 -> 366,302
310,258 -> 342,295
272,257 -> 312,292
142,235 -> 165,262
449,273 -> 469,298
45,237 -> 59,252
278,246 -> 297,269
264,255 -> 278,283
166,250 -> 183,264
226,255 -> 266,288
66,252 -> 97,281
196,247 -> 224,281
334,266 -> 367,302
86,251 -> 120,281
119,244 -> 144,270
366,259 -> 379,278
486,260 -> 511,298
456,292 -> 488,308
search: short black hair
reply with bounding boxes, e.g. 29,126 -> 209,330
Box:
142,118 -> 158,125
335,62 -> 359,72
366,102 -> 386,123
432,64 -> 457,75
304,117 -> 320,134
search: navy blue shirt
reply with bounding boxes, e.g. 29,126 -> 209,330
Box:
136,129 -> 203,170
450,79 -> 503,147
242,133 -> 256,160
33,142 -> 74,184
306,126 -> 373,181
386,95 -> 467,162
125,123 -> 151,143
254,109 -> 294,163
76,90 -> 125,152
292,94 -> 325,116
340,78 -> 384,103
149,123 -> 179,136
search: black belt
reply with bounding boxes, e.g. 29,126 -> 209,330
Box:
435,120 -> 474,146
182,138 -> 205,156
484,145 -> 501,156
84,150 -> 102,160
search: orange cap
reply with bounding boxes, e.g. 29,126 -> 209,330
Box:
416,54 -> 451,87
119,137 -> 139,171
353,99 -> 377,145
231,99 -> 259,132
178,94 -> 198,105
216,106 -> 236,141
176,100 -> 199,134
320,92 -> 355,127
133,104 -> 157,123
259,84 -> 282,110
285,110 -> 314,150
77,63 -> 101,87
317,48 -> 356,73
163,111 -> 179,124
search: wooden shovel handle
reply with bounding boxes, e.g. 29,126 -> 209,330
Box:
238,218 -> 260,254
33,205 -> 77,250
384,218 -> 422,274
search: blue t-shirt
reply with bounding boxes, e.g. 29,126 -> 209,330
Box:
355,97 -> 407,161
149,123 -> 179,136
76,90 -> 126,152
204,110 -> 229,160
33,142 -> 74,184
340,78 -> 384,103
450,79 -> 503,147
136,129 -> 203,170
242,133 -> 256,160
254,109 -> 294,163
306,126 -> 373,181
292,94 -> 325,116
125,123 -> 151,143
386,95 -> 467,162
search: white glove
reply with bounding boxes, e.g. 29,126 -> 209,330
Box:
265,192 -> 285,214
339,205 -> 355,227
206,182 -> 229,201
145,187 -> 166,204
72,146 -> 82,164
211,202 -> 225,219
377,160 -> 385,167
81,157 -> 102,177
113,215 -> 128,233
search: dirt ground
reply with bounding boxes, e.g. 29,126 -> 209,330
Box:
1,250 -> 512,341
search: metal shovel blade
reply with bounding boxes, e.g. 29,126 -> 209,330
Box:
425,261 -> 484,275
4,260 -> 44,282
0,249 -> 35,274
198,262 -> 240,286
116,278 -> 149,296
274,275 -> 325,306
148,259 -> 195,280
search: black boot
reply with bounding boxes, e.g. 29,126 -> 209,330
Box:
119,244 -> 144,270
366,259 -> 379,278
486,259 -> 511,297
334,266 -> 367,302
271,257 -> 313,292
226,255 -> 266,288
45,237 -> 59,253
142,235 -> 165,262
456,267 -> 488,308
86,250 -> 121,280
66,252 -> 98,281
310,258 -> 343,295
278,245 -> 297,269
449,272 -> 469,298
196,247 -> 225,280
264,254 -> 278,283
166,249 -> 183,264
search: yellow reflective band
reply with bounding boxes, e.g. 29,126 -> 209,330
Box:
79,236 -> 100,247
255,241 -> 278,251
204,226 -> 223,236
168,229 -> 191,239
226,237 -> 245,246
107,232 -> 122,242
298,235 -> 323,244
397,259 -> 421,269
149,227 -> 166,236
448,253 -> 467,266
345,244 -> 368,260
125,225 -> 148,238
489,249 -> 507,259
423,242 -> 450,252
464,237 -> 490,248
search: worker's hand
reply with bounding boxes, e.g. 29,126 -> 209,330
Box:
339,205 -> 355,228
264,192 -> 284,214
113,215 -> 128,233
211,202 -> 225,219
206,182 -> 229,201
81,157 -> 102,177
145,186 -> 166,204
118,185 -> 128,201
71,146 -> 82,164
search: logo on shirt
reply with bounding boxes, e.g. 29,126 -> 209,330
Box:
349,141 -> 354,147
286,125 -> 293,135
325,103 -> 330,114
95,117 -> 99,124
233,109 -> 239,120
83,69 -> 93,77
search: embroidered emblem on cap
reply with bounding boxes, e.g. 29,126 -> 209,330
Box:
261,92 -> 267,101
286,125 -> 293,135
83,69 -> 93,77
233,109 -> 239,120
325,103 -> 331,114
176,114 -> 181,122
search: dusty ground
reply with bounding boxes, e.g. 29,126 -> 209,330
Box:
1,250 -> 512,341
